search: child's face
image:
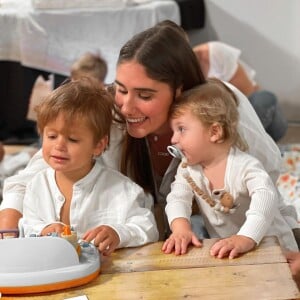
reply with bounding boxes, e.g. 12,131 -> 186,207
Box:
170,109 -> 212,166
42,113 -> 107,180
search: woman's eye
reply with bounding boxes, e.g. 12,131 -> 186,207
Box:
139,93 -> 152,100
116,88 -> 127,95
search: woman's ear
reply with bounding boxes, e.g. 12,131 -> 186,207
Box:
209,122 -> 224,143
93,135 -> 109,157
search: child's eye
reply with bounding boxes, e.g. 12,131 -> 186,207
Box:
68,137 -> 79,143
47,134 -> 57,140
178,126 -> 185,133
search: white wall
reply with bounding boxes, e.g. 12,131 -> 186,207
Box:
187,0 -> 300,122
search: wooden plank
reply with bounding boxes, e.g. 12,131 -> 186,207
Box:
101,236 -> 287,274
3,263 -> 298,300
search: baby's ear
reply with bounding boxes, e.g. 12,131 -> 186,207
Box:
209,122 -> 224,143
94,135 -> 108,156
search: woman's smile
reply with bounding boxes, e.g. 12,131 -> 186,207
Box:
115,61 -> 174,138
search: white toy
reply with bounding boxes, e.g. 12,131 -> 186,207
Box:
0,229 -> 100,295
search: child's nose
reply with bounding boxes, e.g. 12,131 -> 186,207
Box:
55,137 -> 67,151
170,133 -> 177,145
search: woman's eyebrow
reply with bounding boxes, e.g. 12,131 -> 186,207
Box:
115,80 -> 125,87
115,80 -> 157,93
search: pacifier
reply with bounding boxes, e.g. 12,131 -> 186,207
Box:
167,145 -> 184,159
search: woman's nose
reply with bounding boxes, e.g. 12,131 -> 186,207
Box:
120,94 -> 136,115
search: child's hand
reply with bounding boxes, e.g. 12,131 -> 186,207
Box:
41,223 -> 65,236
162,231 -> 202,255
83,225 -> 120,256
210,235 -> 256,259
162,218 -> 202,255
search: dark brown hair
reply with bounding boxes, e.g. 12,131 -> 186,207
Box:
116,23 -> 206,192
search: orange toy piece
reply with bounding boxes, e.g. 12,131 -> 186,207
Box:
63,225 -> 72,235
61,225 -> 81,255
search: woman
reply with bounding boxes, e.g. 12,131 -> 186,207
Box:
0,22 -> 283,240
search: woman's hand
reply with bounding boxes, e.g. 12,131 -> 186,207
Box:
162,217 -> 202,255
83,225 -> 120,256
41,223 -> 65,236
210,235 -> 256,259
285,251 -> 300,288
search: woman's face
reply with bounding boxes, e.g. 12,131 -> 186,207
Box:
115,61 -> 175,138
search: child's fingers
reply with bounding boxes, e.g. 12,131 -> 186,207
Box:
191,235 -> 202,247
162,238 -> 175,254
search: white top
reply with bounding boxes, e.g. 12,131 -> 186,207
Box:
21,161 -> 159,248
208,41 -> 256,86
165,147 -> 298,251
1,84 -> 283,215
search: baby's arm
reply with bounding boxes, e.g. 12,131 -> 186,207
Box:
164,165 -> 202,254
83,178 -> 158,255
211,157 -> 278,259
162,217 -> 201,255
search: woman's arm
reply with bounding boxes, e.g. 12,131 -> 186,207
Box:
229,63 -> 258,97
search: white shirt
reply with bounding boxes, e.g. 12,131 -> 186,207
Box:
165,147 -> 298,251
208,41 -> 257,86
21,161 -> 159,248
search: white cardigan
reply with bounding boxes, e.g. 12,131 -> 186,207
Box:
165,147 -> 298,251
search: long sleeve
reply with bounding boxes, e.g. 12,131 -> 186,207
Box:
236,164 -> 278,244
165,164 -> 194,225
109,188 -> 159,248
1,149 -> 47,213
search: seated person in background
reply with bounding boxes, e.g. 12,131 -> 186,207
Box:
70,52 -> 107,87
193,41 -> 288,142
162,78 -> 298,258
21,77 -> 158,255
